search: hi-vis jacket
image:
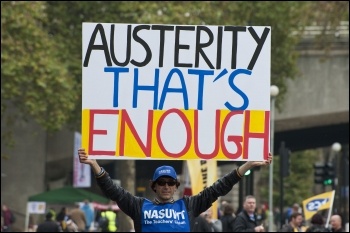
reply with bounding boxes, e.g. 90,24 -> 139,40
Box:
101,210 -> 117,232
96,169 -> 242,232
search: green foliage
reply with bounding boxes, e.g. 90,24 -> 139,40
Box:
282,150 -> 317,203
1,1 -> 77,133
1,1 -> 348,146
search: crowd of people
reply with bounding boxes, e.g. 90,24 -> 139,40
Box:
29,201 -> 118,232
2,198 -> 346,232
77,147 -> 346,232
175,196 -> 346,232
0,194 -> 338,232
1,147 -> 347,232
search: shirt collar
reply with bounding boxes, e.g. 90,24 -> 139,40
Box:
154,197 -> 175,204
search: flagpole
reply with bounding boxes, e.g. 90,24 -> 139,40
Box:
325,190 -> 336,229
268,85 -> 279,232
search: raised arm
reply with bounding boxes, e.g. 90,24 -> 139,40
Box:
237,153 -> 272,176
78,148 -> 104,177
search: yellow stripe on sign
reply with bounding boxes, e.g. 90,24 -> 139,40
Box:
81,109 -> 90,153
249,110 -> 265,133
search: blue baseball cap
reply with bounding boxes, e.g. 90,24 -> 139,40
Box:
152,165 -> 177,181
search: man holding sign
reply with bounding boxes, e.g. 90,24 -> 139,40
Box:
79,148 -> 272,232
80,22 -> 273,232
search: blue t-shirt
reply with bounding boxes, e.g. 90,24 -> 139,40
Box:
141,199 -> 190,232
81,204 -> 94,228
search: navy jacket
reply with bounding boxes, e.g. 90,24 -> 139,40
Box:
232,210 -> 258,232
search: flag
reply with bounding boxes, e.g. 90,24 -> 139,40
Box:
181,161 -> 192,196
302,190 -> 335,220
186,160 -> 218,219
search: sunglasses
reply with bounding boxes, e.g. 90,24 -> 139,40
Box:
156,179 -> 177,186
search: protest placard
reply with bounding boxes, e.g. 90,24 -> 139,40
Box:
82,23 -> 271,161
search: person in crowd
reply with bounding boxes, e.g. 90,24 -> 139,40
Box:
233,195 -> 265,232
78,148 -> 272,232
69,205 -> 87,232
99,206 -> 117,232
204,207 -> 222,232
329,214 -> 344,232
36,211 -> 61,232
56,207 -> 69,232
283,203 -> 301,225
279,212 -> 306,232
1,204 -> 15,232
220,203 -> 236,232
256,204 -> 267,226
80,199 -> 94,231
274,207 -> 282,230
192,212 -> 213,232
49,208 -> 57,221
305,213 -> 329,232
218,200 -> 228,219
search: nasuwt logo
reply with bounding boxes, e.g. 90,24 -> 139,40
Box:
144,209 -> 186,220
159,169 -> 171,174
306,198 -> 330,211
